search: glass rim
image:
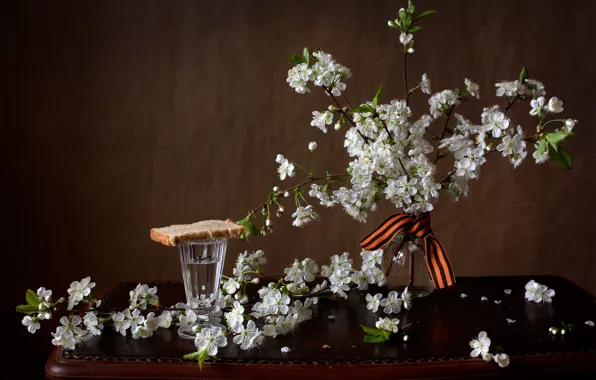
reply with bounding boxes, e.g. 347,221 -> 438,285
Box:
179,238 -> 228,246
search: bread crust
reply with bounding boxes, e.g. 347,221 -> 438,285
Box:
150,219 -> 244,247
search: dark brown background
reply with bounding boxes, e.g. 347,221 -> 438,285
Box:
4,0 -> 595,378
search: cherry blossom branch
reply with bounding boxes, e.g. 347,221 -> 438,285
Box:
433,109 -> 453,164
249,173 -> 348,215
323,86 -> 369,143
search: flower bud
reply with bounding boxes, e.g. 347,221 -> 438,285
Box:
265,218 -> 272,227
283,191 -> 290,198
308,141 -> 318,151
239,295 -> 249,304
560,329 -> 566,335
387,20 -> 395,28
334,122 -> 341,130
407,47 -> 415,54
273,186 -> 279,192
251,278 -> 260,284
403,335 -> 409,341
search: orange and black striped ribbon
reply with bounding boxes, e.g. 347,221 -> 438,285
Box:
359,212 -> 455,289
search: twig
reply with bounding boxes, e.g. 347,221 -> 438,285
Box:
250,173 -> 348,215
403,53 -> 409,106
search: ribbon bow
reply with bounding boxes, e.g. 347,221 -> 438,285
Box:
359,212 -> 455,289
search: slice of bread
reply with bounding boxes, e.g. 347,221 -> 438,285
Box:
150,219 -> 244,246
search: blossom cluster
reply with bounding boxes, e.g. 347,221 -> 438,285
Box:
366,287 -> 412,315
237,0 -> 578,240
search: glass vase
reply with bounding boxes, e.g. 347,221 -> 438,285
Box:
177,238 -> 227,339
381,234 -> 434,298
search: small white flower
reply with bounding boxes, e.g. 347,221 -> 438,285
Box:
494,300 -> 502,304
233,320 -> 264,350
276,156 -> 295,181
67,277 -> 96,310
292,205 -> 319,227
159,311 -> 172,328
585,320 -> 594,327
504,289 -> 512,295
482,352 -> 494,362
506,318 -> 516,324
380,291 -> 403,314
494,353 -> 510,368
547,97 -> 564,113
308,142 -> 318,151
399,33 -> 413,46
22,316 -> 41,334
529,96 -> 545,116
365,293 -> 383,313
223,278 -> 241,295
460,293 -> 468,299
111,311 -> 131,336
465,78 -> 480,99
420,74 -> 431,95
407,47 -> 415,54
37,287 -> 52,301
281,346 -> 291,353
524,280 -> 555,303
469,331 -> 491,357
563,119 -> 577,132
481,296 -> 488,302
311,110 -> 334,133
375,317 -> 400,333
401,287 -> 412,310
195,326 -> 227,356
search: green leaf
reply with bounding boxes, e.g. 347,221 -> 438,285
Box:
349,105 -> 375,114
536,138 -> 547,158
303,47 -> 310,66
414,10 -> 437,21
359,324 -> 385,336
198,350 -> 209,370
372,84 -> 383,108
237,213 -> 261,239
545,131 -> 573,151
363,334 -> 388,343
519,66 -> 528,84
407,0 -> 415,14
26,289 -> 40,308
408,25 -> 422,32
548,144 -> 572,169
16,304 -> 39,314
183,352 -> 201,361
328,175 -> 344,183
286,53 -> 304,65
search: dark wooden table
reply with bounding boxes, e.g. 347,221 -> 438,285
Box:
45,276 -> 596,379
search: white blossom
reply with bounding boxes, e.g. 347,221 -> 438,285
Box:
276,155 -> 295,180
375,317 -> 400,333
482,352 -> 494,362
308,141 -> 318,151
195,326 -> 227,356
129,284 -> 158,310
22,316 -> 41,334
469,331 -> 491,357
399,33 -> 413,46
225,301 -> 245,333
529,96 -> 545,116
547,97 -> 563,113
311,110 -> 334,133
111,311 -> 131,336
281,346 -> 291,353
233,320 -> 264,350
465,78 -> 480,99
495,81 -> 520,97
223,278 -> 241,295
380,291 -> 403,314
494,353 -> 510,368
292,205 -> 319,227
585,320 -> 595,327
420,73 -> 431,94
401,287 -> 412,310
524,280 -> 555,303
67,277 -> 95,310
366,293 -> 383,313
